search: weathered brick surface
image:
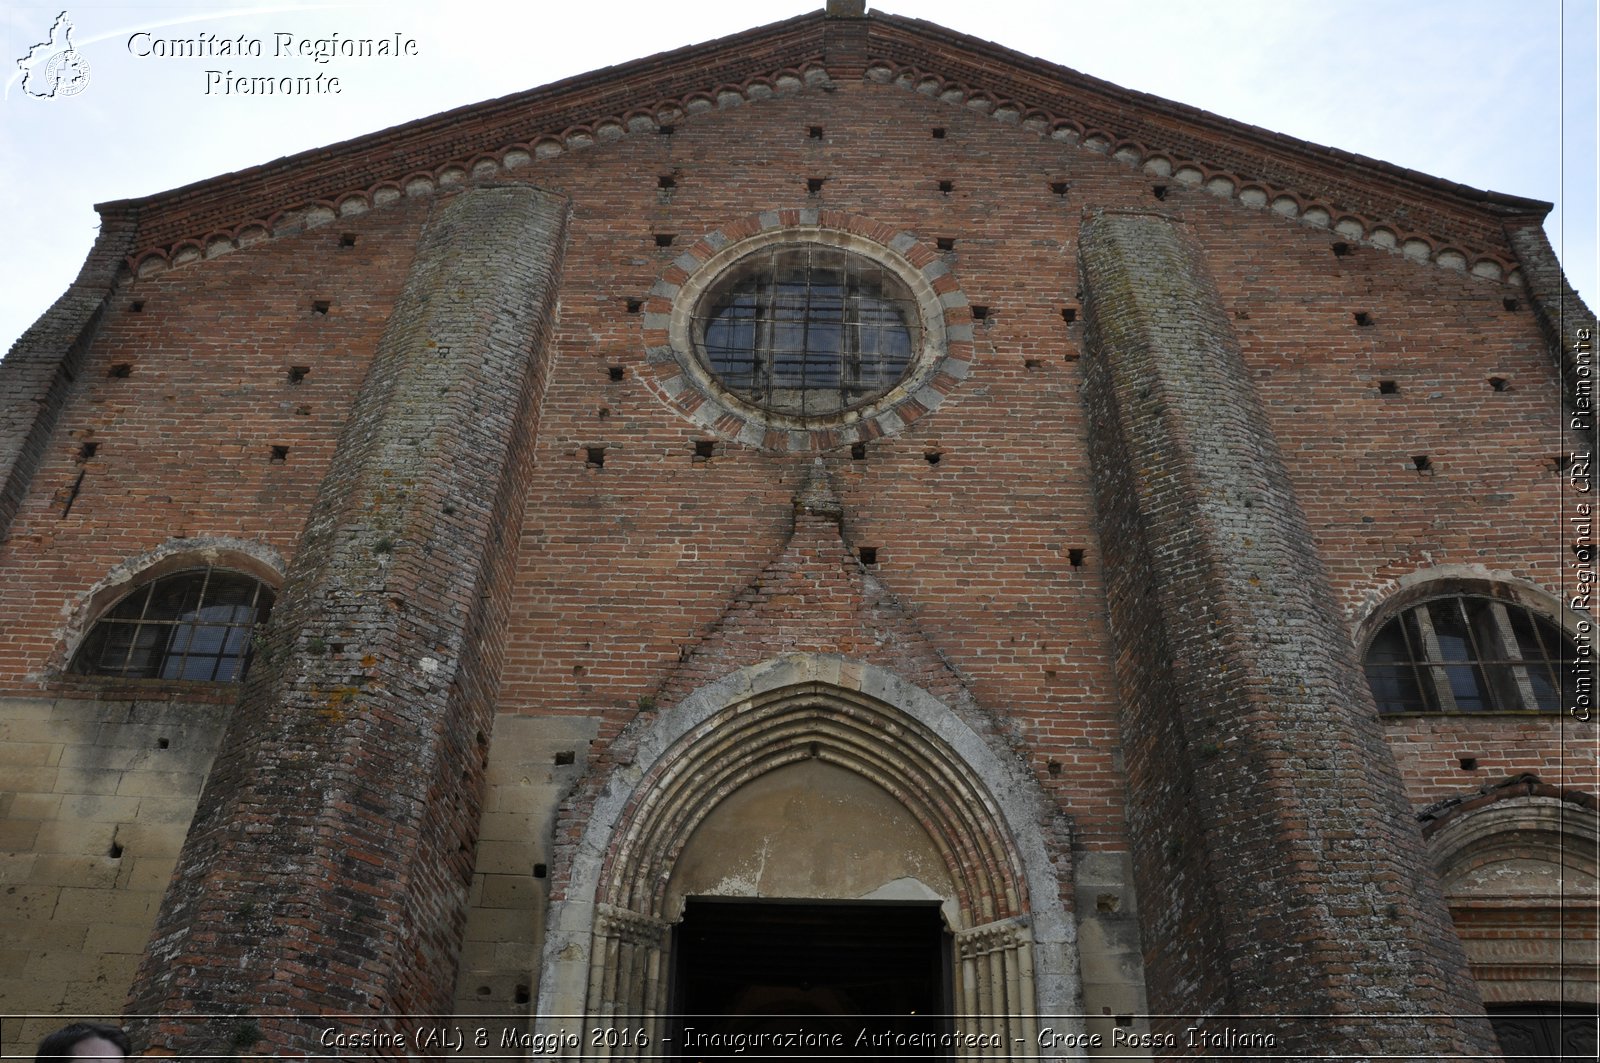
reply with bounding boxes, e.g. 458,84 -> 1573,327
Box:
0,209 -> 138,545
123,186 -> 568,1055
1077,209 -> 1499,1056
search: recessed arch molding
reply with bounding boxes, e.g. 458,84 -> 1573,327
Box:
536,653 -> 1080,1052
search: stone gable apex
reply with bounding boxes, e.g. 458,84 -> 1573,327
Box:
111,7 -> 1546,286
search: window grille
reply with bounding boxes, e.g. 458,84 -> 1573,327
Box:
1363,595 -> 1575,714
73,567 -> 275,682
695,245 -> 919,417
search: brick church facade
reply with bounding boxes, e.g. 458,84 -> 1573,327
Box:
1,3 -> 1594,1058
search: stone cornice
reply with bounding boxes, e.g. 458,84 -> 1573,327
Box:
113,9 -> 1542,288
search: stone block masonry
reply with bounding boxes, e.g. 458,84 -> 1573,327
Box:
125,185 -> 568,1056
1077,208 -> 1501,1058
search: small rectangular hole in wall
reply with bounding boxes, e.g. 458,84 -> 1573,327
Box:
1353,311 -> 1373,326
858,546 -> 878,565
1503,297 -> 1521,312
339,233 -> 358,248
108,840 -> 123,859
654,233 -> 675,247
658,124 -> 675,136
1550,454 -> 1572,473
1412,454 -> 1431,472
311,299 -> 330,315
1068,548 -> 1085,567
128,300 -> 145,313
585,446 -> 605,468
850,442 -> 867,460
108,363 -> 132,378
808,125 -> 824,139
157,737 -> 169,749
1378,379 -> 1398,394
938,179 -> 954,194
554,750 -> 576,766
971,305 -> 989,320
76,442 -> 98,462
1332,242 -> 1351,257
270,446 -> 289,464
1061,307 -> 1077,324
1049,181 -> 1069,196
1459,757 -> 1479,771
625,298 -> 643,314
1047,759 -> 1062,775
296,404 -> 312,416
533,863 -> 549,878
1151,184 -> 1168,200
924,450 -> 942,465
515,984 -> 531,1004
1488,376 -> 1510,392
936,237 -> 955,251
693,440 -> 715,460
1114,1016 -> 1133,1029
806,177 -> 825,193
1024,357 -> 1042,370
287,366 -> 310,384
608,365 -> 625,382
931,127 -> 945,138
657,174 -> 676,189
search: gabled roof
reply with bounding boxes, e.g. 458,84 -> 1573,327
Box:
109,7 -> 1548,283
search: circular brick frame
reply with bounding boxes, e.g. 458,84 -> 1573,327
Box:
640,210 -> 975,453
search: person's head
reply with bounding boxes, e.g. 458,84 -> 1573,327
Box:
35,1023 -> 129,1062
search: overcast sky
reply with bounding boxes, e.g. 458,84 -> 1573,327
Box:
2,1 -> 1594,356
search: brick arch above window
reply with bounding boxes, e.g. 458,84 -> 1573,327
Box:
55,538 -> 285,683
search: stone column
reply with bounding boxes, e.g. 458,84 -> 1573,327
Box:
954,918 -> 1037,1057
584,905 -> 672,1056
1077,208 -> 1499,1058
127,185 -> 568,1055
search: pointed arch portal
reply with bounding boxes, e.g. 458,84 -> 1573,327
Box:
536,655 -> 1079,1057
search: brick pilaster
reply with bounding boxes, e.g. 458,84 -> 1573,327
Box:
1078,208 -> 1499,1057
0,207 -> 138,543
126,185 -> 568,1055
1504,217 -> 1596,437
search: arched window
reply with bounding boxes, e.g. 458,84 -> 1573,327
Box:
1363,593 -> 1576,713
71,566 -> 276,682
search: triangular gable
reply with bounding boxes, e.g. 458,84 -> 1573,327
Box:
111,8 -> 1546,286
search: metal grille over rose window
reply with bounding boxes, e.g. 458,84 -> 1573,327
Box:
695,245 -> 920,417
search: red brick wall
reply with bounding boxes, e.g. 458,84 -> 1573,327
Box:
0,58 -> 1587,1044
0,207 -> 426,690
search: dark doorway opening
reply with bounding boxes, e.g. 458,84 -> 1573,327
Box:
671,898 -> 950,1061
1487,1004 -> 1598,1063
